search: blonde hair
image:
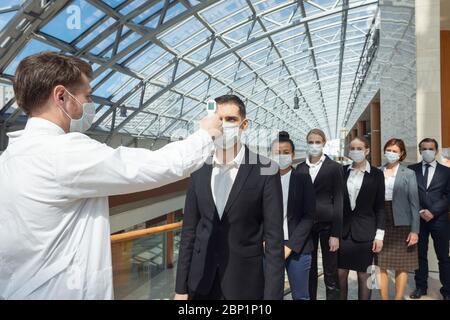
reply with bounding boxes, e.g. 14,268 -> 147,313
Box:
306,128 -> 327,143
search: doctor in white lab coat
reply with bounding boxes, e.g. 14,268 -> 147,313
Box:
0,52 -> 222,299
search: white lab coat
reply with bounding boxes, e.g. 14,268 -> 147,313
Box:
0,117 -> 214,300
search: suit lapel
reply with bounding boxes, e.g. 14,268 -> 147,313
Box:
312,156 -> 328,186
287,169 -> 295,219
413,163 -> 427,191
355,169 -> 370,209
427,163 -> 441,190
201,162 -> 218,219
392,165 -> 404,199
222,146 -> 253,217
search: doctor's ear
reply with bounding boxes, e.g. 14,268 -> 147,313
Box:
53,85 -> 66,103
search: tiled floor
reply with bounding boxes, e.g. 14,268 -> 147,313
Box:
119,248 -> 443,300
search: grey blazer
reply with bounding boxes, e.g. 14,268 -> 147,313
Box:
382,164 -> 421,233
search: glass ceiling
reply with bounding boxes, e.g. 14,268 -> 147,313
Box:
0,0 -> 378,148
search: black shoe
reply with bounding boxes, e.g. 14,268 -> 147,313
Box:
410,288 -> 427,299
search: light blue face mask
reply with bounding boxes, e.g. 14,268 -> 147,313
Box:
59,90 -> 96,133
384,151 -> 400,164
307,143 -> 323,156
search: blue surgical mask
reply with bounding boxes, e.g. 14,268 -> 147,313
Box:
384,151 -> 400,164
307,143 -> 323,156
59,90 -> 95,133
349,150 -> 366,163
214,120 -> 245,149
273,154 -> 293,170
421,150 -> 436,163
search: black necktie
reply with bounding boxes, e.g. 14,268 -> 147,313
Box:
424,164 -> 431,188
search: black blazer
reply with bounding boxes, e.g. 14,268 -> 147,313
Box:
175,146 -> 285,300
285,170 -> 315,254
343,164 -> 385,242
408,162 -> 450,221
296,156 -> 344,237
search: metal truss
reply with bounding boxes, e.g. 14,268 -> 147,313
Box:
0,0 -> 378,146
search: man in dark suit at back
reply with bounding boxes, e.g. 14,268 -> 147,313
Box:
174,95 -> 285,300
408,138 -> 450,300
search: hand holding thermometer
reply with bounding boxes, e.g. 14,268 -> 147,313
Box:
206,99 -> 217,116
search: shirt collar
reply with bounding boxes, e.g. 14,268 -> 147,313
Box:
422,160 -> 437,168
213,145 -> 245,168
6,117 -> 65,145
306,154 -> 326,167
348,160 -> 371,173
383,163 -> 400,176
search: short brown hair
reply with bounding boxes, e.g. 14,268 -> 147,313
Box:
384,138 -> 407,161
306,128 -> 327,143
419,138 -> 439,150
351,136 -> 370,148
215,94 -> 246,119
13,51 -> 93,115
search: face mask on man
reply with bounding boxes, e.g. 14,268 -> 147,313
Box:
384,151 -> 400,164
214,120 -> 245,149
59,89 -> 96,133
273,154 -> 293,170
421,150 -> 436,163
307,143 -> 323,157
348,150 -> 366,163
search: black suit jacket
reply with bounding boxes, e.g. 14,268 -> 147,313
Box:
296,156 -> 344,237
285,170 -> 316,254
408,162 -> 450,221
175,146 -> 285,300
342,165 -> 385,242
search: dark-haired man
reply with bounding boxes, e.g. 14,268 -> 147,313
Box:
175,95 -> 285,300
0,52 -> 222,299
408,138 -> 450,300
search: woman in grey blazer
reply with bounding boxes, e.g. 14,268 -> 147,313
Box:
376,138 -> 420,300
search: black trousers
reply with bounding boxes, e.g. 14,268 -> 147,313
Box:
309,222 -> 340,300
189,269 -> 225,300
415,218 -> 450,297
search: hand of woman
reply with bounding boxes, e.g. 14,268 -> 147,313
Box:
174,293 -> 189,300
372,239 -> 383,253
329,236 -> 339,252
406,232 -> 419,247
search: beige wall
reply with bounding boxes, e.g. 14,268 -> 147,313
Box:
441,0 -> 450,30
416,0 -> 442,157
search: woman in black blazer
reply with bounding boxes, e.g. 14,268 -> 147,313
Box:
271,131 -> 316,300
338,136 -> 385,300
296,128 -> 344,300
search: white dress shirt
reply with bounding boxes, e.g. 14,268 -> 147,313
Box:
383,164 -> 400,201
280,170 -> 292,240
306,154 -> 326,183
347,161 -> 384,241
0,117 -> 214,300
211,145 -> 245,219
422,160 -> 437,188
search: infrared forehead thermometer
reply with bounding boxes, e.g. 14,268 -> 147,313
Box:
206,99 -> 216,115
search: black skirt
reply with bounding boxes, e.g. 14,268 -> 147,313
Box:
338,232 -> 373,272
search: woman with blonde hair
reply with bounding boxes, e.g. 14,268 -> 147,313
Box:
296,128 -> 344,300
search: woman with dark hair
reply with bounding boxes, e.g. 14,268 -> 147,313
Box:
376,138 -> 420,300
296,128 -> 344,300
338,136 -> 385,300
271,131 -> 316,300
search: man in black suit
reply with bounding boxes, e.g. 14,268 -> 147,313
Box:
174,95 -> 285,300
408,138 -> 450,300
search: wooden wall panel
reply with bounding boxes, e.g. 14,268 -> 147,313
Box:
441,31 -> 450,148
